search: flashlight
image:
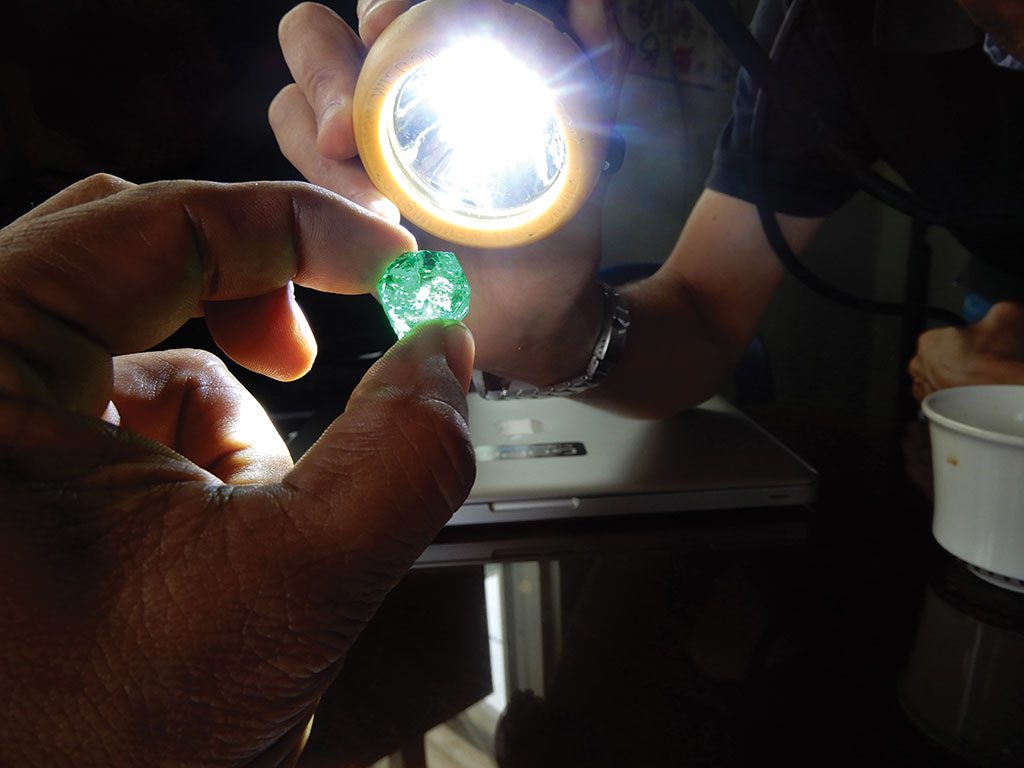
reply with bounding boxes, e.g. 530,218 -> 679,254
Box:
353,0 -> 611,248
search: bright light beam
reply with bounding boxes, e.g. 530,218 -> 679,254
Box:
388,37 -> 567,219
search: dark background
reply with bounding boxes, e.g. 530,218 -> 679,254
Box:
0,0 -> 392,415
1,1 -> 317,212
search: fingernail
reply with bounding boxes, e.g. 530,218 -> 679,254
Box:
442,322 -> 475,394
360,0 -> 394,20
359,0 -> 410,42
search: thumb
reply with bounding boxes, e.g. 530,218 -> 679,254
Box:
280,320 -> 476,610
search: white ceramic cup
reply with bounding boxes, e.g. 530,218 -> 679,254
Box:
921,385 -> 1024,590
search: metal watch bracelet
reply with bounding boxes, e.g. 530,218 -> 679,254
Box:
473,282 -> 631,400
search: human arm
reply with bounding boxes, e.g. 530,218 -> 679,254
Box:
908,301 -> 1024,401
0,174 -> 476,767
581,189 -> 822,416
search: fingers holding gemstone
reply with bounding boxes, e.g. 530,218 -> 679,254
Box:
377,251 -> 471,339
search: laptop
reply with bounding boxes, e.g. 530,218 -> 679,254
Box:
285,377 -> 817,528
449,394 -> 817,526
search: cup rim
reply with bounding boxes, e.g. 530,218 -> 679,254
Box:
922,385 -> 1024,449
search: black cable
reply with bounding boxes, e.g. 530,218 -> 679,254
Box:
687,0 -> 966,325
688,0 -> 946,225
751,0 -> 965,325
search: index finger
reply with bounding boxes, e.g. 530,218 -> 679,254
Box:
278,2 -> 368,160
0,177 -> 416,414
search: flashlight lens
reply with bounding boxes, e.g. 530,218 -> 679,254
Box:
388,39 -> 567,219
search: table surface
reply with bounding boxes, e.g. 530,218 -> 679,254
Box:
290,404 -> 1024,768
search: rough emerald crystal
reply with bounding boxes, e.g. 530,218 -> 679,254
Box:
377,250 -> 470,339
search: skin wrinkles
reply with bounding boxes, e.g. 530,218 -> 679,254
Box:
0,105 -> 471,768
341,379 -> 475,518
394,400 -> 475,510
183,201 -> 224,299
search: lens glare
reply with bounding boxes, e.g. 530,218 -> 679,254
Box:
389,38 -> 567,219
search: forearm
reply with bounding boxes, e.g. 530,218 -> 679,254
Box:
476,192 -> 821,417
581,190 -> 823,418
579,270 -> 740,417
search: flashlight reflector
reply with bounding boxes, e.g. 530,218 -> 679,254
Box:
389,38 -> 567,219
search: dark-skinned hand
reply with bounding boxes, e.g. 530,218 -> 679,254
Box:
0,174 -> 477,767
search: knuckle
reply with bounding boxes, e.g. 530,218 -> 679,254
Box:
388,386 -> 465,438
306,64 -> 344,110
81,172 -> 132,196
387,389 -> 475,489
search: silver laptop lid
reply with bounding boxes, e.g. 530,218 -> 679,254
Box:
450,395 -> 817,526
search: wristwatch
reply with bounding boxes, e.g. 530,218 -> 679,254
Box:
473,282 -> 631,399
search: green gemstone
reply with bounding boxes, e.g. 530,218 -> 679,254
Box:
377,250 -> 471,339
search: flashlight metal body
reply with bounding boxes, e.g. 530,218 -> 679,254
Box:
353,0 -> 610,248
